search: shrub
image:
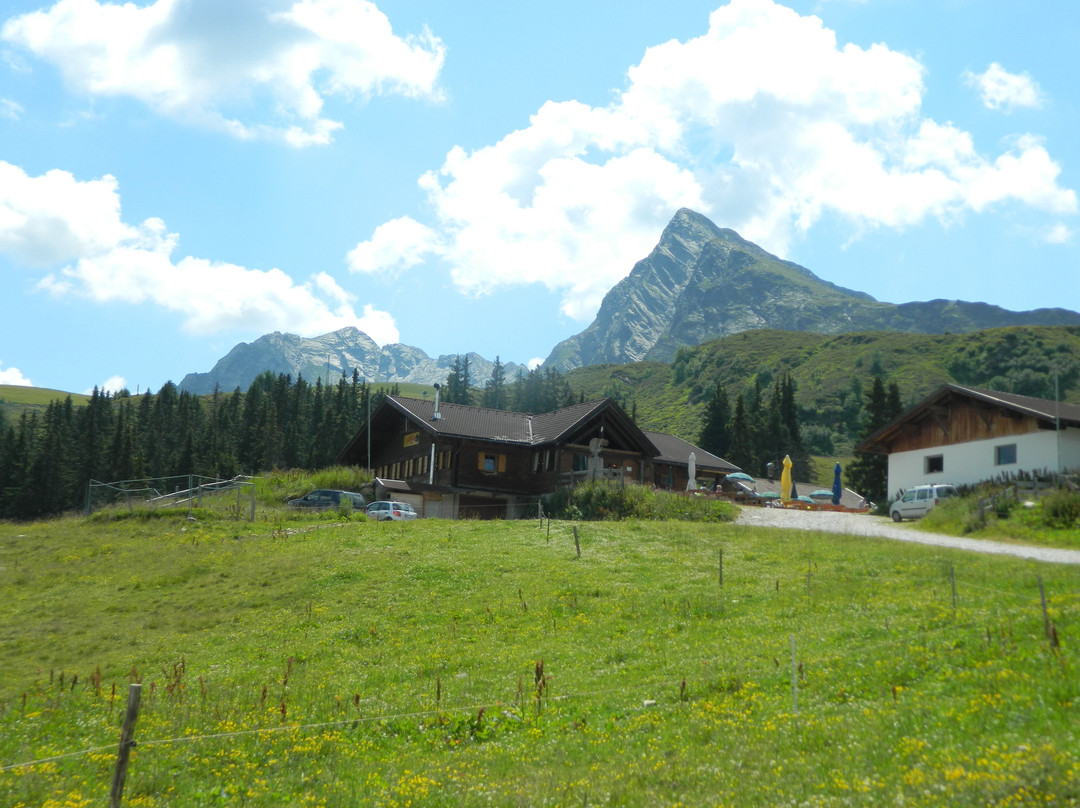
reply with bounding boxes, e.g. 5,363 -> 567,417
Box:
541,481 -> 737,523
1041,487 -> 1080,529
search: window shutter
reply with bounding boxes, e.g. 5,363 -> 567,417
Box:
498,454 -> 507,473
477,453 -> 486,471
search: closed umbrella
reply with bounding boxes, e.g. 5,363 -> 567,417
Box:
832,462 -> 842,505
780,455 -> 793,503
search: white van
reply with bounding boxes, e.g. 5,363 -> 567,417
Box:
890,484 -> 958,521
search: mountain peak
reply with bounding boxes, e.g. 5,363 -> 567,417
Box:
546,208 -> 1080,371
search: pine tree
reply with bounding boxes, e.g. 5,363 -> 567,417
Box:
699,382 -> 732,458
482,356 -> 508,410
847,376 -> 896,504
726,395 -> 755,473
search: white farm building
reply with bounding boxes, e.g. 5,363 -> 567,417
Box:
856,384 -> 1080,499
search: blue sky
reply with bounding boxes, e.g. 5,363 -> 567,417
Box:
1,0 -> 1077,395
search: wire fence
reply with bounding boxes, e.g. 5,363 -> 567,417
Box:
87,475 -> 256,520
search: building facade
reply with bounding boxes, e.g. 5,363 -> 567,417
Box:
856,384 -> 1080,497
337,396 -> 739,518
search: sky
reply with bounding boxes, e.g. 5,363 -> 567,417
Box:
1,0 -> 1078,395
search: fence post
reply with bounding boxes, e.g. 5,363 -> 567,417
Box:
790,635 -> 798,727
718,548 -> 723,588
573,526 -> 581,558
1038,575 -> 1051,639
109,683 -> 142,808
950,565 -> 957,617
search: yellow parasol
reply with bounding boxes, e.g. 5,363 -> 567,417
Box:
780,454 -> 793,503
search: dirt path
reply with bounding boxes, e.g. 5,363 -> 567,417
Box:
734,507 -> 1080,566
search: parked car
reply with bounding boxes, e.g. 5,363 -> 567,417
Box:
890,484 -> 958,522
287,489 -> 367,510
364,500 -> 418,521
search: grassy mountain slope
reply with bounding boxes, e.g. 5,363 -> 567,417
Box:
565,325 -> 1080,449
0,384 -> 91,424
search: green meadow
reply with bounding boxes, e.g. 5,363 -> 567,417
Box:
1,507 -> 1077,807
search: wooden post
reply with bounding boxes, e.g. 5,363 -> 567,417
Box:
110,683 -> 142,808
790,635 -> 798,728
1038,576 -> 1051,639
573,526 -> 580,558
950,565 -> 957,616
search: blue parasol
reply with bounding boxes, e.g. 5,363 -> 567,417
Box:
832,462 -> 842,505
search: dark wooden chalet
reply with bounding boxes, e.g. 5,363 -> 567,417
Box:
643,430 -> 740,491
337,396 -> 738,518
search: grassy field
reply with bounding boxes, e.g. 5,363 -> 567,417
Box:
1,507 -> 1078,807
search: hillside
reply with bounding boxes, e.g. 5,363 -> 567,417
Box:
564,325 -> 1080,451
0,384 -> 90,425
1,511 -> 1076,806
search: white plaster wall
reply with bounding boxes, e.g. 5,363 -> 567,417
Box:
887,427 -> 1080,499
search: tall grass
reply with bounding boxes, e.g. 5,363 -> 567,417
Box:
920,484 -> 1080,548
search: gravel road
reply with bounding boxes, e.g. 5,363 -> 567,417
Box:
734,507 -> 1080,565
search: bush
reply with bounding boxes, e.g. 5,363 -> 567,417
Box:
1041,487 -> 1080,529
256,466 -> 373,506
542,481 -> 737,523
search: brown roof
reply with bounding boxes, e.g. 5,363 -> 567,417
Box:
383,396 -> 620,445
857,383 -> 1080,453
642,430 -> 740,472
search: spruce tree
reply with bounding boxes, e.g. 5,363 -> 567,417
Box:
699,382 -> 732,459
847,376 -> 895,504
482,356 -> 508,410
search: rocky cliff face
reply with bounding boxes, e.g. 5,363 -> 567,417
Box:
178,327 -> 519,394
545,209 -> 728,369
547,209 -> 1080,369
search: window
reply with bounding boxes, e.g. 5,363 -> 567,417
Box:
995,444 -> 1017,465
477,453 -> 506,473
924,455 -> 944,474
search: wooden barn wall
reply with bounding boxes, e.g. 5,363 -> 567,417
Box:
888,399 -> 1040,453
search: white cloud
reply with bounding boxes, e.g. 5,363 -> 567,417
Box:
0,361 -> 33,386
1,0 -> 445,146
1044,223 -> 1071,245
347,216 -> 442,274
0,160 -> 400,343
349,0 -> 1075,322
965,62 -> 1044,112
90,375 -> 127,395
0,98 -> 22,119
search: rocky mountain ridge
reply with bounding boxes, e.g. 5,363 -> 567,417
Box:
179,208 -> 1080,394
178,327 -> 520,395
545,209 -> 1080,370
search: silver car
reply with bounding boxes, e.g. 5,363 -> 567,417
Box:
890,484 -> 958,522
364,500 -> 418,521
